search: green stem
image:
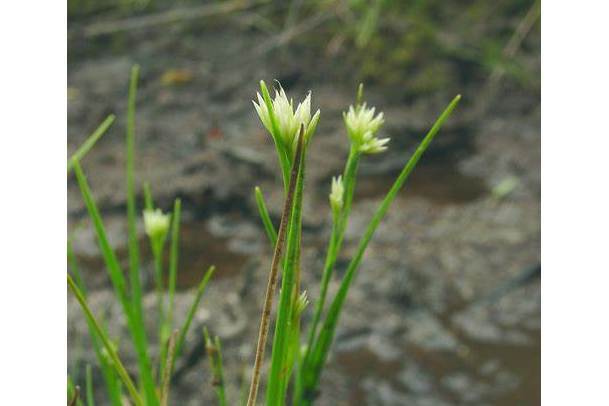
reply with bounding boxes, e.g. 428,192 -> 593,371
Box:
153,243 -> 167,378
246,128 -> 305,406
161,198 -> 181,377
68,275 -> 144,406
85,365 -> 95,406
68,114 -> 116,173
255,186 -> 278,247
125,64 -> 157,405
302,147 -> 360,366
175,266 -> 216,360
160,330 -> 179,406
266,135 -> 307,406
204,328 -> 227,406
302,95 -> 461,402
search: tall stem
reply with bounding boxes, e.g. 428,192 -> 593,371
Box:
299,147 -> 360,391
246,129 -> 305,406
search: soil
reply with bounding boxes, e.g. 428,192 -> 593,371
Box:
68,5 -> 540,405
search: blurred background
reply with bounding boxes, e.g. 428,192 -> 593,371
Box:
67,0 -> 540,404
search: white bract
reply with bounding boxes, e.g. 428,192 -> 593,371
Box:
343,103 -> 388,154
253,86 -> 320,154
329,175 -> 344,213
143,208 -> 170,241
295,290 -> 309,316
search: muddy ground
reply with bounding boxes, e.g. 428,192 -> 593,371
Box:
68,4 -> 540,405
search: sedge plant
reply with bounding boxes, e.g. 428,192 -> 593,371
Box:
67,65 -> 216,405
68,65 -> 460,405
246,81 -> 460,406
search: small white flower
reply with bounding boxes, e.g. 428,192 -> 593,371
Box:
343,103 -> 388,154
143,208 -> 170,241
359,131 -> 390,154
295,290 -> 309,315
329,175 -> 344,212
253,84 -> 320,154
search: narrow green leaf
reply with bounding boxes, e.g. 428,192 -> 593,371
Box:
175,266 -> 216,359
267,129 -> 307,405
254,186 -> 278,247
143,182 -> 154,210
302,147 -> 360,376
73,160 -> 156,405
204,328 -> 227,406
124,65 -> 158,405
68,238 -> 87,296
167,198 -> 181,330
160,198 -> 181,379
67,274 -> 144,406
68,240 -> 122,406
126,64 -> 144,326
68,114 -> 116,173
85,365 -> 95,406
303,94 -> 462,400
73,162 -> 129,309
160,330 -> 179,406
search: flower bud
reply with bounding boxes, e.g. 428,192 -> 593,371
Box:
343,103 -> 389,154
329,175 -> 344,213
143,208 -> 170,242
294,290 -> 309,316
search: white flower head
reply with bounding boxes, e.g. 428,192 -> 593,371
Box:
253,82 -> 320,156
343,103 -> 388,154
143,208 -> 170,241
329,175 -> 344,213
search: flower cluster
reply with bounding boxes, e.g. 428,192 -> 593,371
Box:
343,103 -> 388,154
143,208 -> 170,242
253,85 -> 320,157
329,175 -> 344,214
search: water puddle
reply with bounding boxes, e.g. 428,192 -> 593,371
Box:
355,158 -> 487,205
175,220 -> 248,289
73,219 -> 248,291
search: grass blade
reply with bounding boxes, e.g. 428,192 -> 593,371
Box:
175,266 -> 216,359
302,95 -> 462,402
85,365 -> 95,406
125,65 -> 158,405
166,199 -> 181,333
126,63 -> 144,336
160,198 -> 181,378
68,238 -> 87,296
67,114 -> 116,173
143,182 -> 154,210
73,160 -> 156,405
73,162 -> 130,309
68,240 -> 123,406
126,64 -> 143,318
160,330 -> 179,406
254,186 -> 278,247
67,274 -> 144,406
204,328 -> 227,406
